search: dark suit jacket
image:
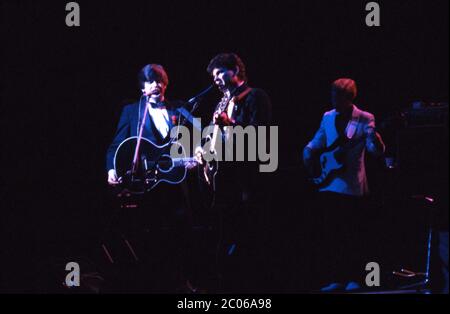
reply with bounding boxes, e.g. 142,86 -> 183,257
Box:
217,84 -> 272,127
106,98 -> 185,171
212,84 -> 273,206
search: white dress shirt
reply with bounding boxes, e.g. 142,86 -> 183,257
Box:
148,101 -> 169,138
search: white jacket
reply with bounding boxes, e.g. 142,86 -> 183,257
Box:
306,105 -> 385,196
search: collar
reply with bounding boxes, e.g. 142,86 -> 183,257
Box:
336,104 -> 354,117
230,82 -> 248,97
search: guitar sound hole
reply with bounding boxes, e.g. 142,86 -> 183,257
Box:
157,156 -> 173,172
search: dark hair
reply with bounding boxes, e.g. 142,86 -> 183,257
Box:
138,64 -> 169,89
206,53 -> 248,82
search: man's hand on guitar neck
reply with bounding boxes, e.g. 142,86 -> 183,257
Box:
185,160 -> 199,170
213,111 -> 235,127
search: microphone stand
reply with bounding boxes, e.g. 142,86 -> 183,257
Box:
175,85 -> 213,130
131,96 -> 150,180
188,84 -> 213,113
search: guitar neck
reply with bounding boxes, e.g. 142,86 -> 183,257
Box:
209,95 -> 235,153
209,124 -> 220,153
172,157 -> 196,167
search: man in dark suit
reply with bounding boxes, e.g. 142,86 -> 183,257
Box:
105,64 -> 197,292
196,53 -> 273,292
106,64 -> 186,182
198,53 -> 273,203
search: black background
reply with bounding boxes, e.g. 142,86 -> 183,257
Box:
1,0 -> 448,292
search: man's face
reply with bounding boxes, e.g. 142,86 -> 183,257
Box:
142,80 -> 167,99
212,67 -> 237,92
331,87 -> 352,112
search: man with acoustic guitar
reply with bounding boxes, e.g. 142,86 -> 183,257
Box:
303,78 -> 385,292
105,64 -> 198,292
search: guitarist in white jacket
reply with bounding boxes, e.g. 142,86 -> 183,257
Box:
303,78 -> 385,292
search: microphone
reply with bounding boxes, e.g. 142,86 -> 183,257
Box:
188,85 -> 214,104
141,92 -> 150,103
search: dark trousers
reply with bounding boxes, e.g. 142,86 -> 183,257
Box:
212,173 -> 270,293
311,191 -> 375,287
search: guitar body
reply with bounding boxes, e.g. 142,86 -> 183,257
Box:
311,145 -> 345,186
199,132 -> 219,190
114,137 -> 190,194
203,157 -> 219,189
311,136 -> 365,187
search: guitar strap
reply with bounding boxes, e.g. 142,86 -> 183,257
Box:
225,86 -> 253,124
231,86 -> 253,107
